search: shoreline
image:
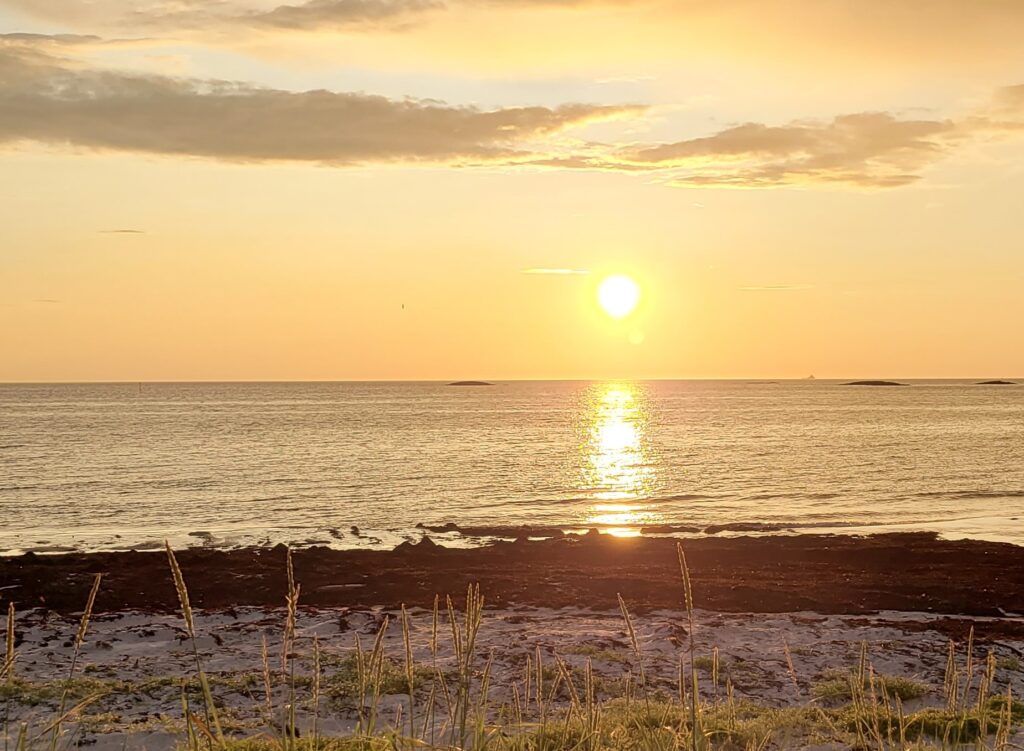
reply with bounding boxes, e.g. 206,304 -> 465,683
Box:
3,532 -> 1023,617
6,511 -> 1024,556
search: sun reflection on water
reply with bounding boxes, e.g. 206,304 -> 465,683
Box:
578,382 -> 659,534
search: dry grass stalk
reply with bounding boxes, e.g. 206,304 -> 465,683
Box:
356,615 -> 391,737
165,542 -> 224,746
426,594 -> 440,745
583,656 -> 600,751
444,583 -> 483,748
181,678 -> 200,751
310,635 -> 321,751
711,646 -> 720,696
554,656 -> 581,716
961,625 -> 976,709
280,541 -> 303,751
534,645 -> 543,709
48,573 -> 102,751
2,601 -> 14,681
472,648 -> 495,746
616,594 -> 647,697
677,543 -> 704,751
511,682 -> 523,729
523,652 -> 533,717
782,638 -> 800,695
281,549 -> 299,673
677,653 -> 686,708
419,678 -> 437,742
400,605 -> 415,743
260,635 -> 274,725
434,659 -> 455,736
995,684 -> 1013,750
944,639 -> 959,712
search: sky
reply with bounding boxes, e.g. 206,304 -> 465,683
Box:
1,0 -> 1023,381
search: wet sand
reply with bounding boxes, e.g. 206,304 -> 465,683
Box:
2,532 -> 1022,617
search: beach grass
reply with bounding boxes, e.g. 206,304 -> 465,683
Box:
811,669 -> 930,703
2,543 -> 1022,750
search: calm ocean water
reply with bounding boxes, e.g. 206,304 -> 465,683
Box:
0,380 -> 1022,553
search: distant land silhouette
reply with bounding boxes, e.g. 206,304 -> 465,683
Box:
977,379 -> 1017,385
448,380 -> 494,386
843,380 -> 908,386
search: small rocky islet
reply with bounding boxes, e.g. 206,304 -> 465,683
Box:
843,380 -> 908,386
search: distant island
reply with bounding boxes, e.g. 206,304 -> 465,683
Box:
448,380 -> 494,386
977,379 -> 1017,385
843,380 -> 908,386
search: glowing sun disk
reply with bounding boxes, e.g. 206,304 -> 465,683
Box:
598,275 -> 640,319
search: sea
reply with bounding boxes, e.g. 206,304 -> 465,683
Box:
0,380 -> 1021,554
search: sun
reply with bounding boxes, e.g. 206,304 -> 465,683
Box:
597,275 -> 641,319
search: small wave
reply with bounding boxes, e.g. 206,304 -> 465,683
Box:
736,520 -> 865,531
411,519 -> 878,540
493,493 -> 721,508
741,492 -> 792,501
703,522 -> 793,534
913,490 -> 1024,500
125,478 -> 219,490
0,479 -> 107,491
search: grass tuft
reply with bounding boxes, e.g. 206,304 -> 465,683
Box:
812,668 -> 930,703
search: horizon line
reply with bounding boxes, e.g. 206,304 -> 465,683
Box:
0,376 -> 1019,386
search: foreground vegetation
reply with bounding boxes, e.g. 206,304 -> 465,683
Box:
2,544 -> 1021,750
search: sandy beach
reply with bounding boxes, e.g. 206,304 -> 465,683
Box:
5,603 -> 1024,750
3,533 -> 1024,749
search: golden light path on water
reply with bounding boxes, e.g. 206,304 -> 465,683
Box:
579,382 -> 661,536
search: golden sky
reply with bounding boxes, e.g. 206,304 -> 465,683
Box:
2,0 -> 1023,380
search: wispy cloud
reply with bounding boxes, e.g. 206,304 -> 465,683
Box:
521,267 -> 591,275
0,32 -> 103,44
595,75 -> 656,85
2,0 -> 648,34
531,90 -> 1024,188
4,36 -> 1024,190
244,0 -> 443,31
98,228 -> 146,234
12,0 -> 1024,50
738,285 -> 814,292
621,113 -> 962,188
0,42 -> 640,166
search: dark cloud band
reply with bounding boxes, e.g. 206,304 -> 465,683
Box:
0,42 -> 638,164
